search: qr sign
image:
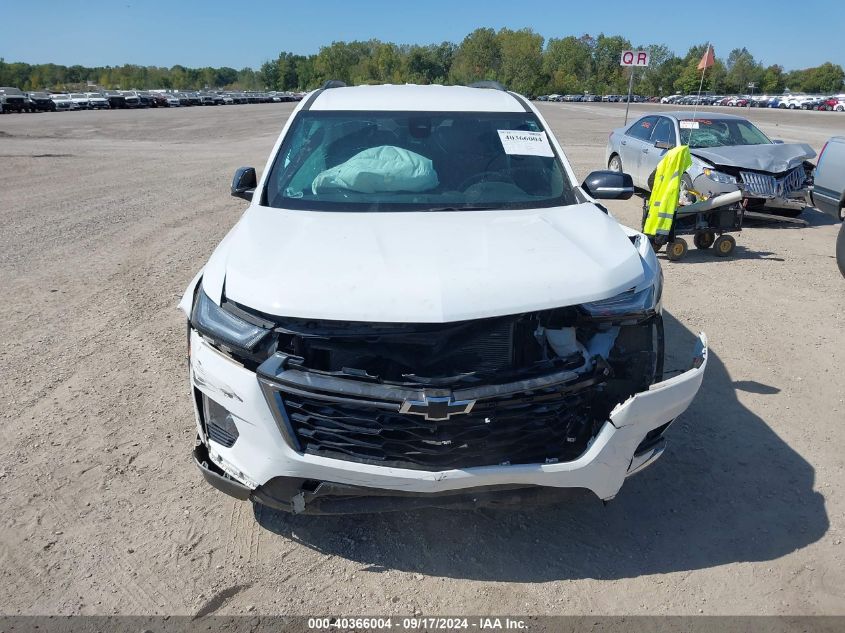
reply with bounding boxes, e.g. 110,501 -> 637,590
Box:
620,51 -> 650,67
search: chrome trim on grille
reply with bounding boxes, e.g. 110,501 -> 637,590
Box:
740,167 -> 806,198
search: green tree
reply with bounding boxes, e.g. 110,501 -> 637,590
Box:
725,47 -> 763,93
449,28 -> 500,84
543,36 -> 592,93
635,44 -> 680,96
761,64 -> 785,94
591,34 -> 631,94
313,40 -> 371,85
800,62 -> 845,93
405,42 -> 454,84
497,28 -> 544,95
259,59 -> 280,89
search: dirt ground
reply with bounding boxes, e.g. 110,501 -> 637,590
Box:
0,101 -> 843,616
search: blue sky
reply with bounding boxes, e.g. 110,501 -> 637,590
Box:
1,0 -> 841,70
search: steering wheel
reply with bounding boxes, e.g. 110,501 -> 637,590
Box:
458,170 -> 515,191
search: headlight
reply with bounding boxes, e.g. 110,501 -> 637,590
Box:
703,168 -> 737,184
191,290 -> 269,352
580,279 -> 661,322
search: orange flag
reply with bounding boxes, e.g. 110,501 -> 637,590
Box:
697,45 -> 715,70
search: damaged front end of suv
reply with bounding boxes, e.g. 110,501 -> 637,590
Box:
182,84 -> 706,515
184,231 -> 705,515
248,272 -> 663,474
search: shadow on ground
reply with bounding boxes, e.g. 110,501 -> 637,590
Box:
744,206 -> 839,230
657,244 -> 784,263
254,312 -> 828,581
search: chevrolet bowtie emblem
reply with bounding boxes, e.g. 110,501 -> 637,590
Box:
399,395 -> 476,421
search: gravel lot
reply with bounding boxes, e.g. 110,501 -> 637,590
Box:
0,102 -> 843,616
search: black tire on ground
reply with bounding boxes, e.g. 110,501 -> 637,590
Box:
694,231 -> 715,249
836,222 -> 845,278
714,234 -> 736,257
666,238 -> 688,261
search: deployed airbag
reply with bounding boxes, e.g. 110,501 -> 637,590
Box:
312,145 -> 438,194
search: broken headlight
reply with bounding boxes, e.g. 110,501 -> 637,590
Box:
703,168 -> 737,184
191,290 -> 269,352
580,283 -> 660,322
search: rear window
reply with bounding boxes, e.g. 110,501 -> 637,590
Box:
264,111 -> 577,212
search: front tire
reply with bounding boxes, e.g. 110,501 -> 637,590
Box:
666,238 -> 688,261
714,234 -> 736,257
837,223 -> 845,278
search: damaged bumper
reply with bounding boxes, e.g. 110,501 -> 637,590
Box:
189,329 -> 707,511
692,173 -> 810,212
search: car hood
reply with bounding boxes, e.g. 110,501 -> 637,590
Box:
203,203 -> 647,323
690,143 -> 816,173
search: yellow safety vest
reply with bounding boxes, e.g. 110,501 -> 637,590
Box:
643,145 -> 693,237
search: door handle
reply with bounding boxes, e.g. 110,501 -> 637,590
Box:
621,140 -> 627,145
642,148 -> 649,153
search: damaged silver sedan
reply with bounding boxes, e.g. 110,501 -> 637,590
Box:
607,112 -> 815,215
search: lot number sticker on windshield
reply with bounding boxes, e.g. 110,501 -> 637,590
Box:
680,120 -> 700,129
497,130 -> 555,157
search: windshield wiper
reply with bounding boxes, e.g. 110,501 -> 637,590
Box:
423,205 -> 497,212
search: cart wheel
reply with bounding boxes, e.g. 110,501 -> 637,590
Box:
694,231 -> 715,249
666,238 -> 688,261
714,234 -> 736,257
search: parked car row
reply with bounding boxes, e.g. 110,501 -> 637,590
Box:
536,94 -> 662,104
661,93 -> 845,111
0,87 -> 304,113
534,91 -> 845,111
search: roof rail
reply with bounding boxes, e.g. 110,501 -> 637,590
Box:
468,80 -> 507,91
321,80 -> 347,89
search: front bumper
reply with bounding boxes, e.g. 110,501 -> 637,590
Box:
691,174 -> 810,211
188,329 -> 707,511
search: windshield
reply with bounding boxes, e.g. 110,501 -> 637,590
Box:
264,111 -> 576,212
679,118 -> 771,148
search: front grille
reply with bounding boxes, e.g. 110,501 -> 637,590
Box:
288,318 -> 517,380
740,166 -> 805,197
277,384 -> 600,471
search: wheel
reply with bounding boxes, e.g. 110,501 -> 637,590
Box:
837,223 -> 845,278
666,238 -> 688,261
714,234 -> 736,257
694,231 -> 715,249
679,173 -> 696,203
608,154 -> 622,172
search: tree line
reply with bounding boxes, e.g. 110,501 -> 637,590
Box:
2,28 -> 843,96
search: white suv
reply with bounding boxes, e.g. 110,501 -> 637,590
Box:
180,82 -> 707,515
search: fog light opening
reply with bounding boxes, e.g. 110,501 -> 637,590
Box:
202,395 -> 240,448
